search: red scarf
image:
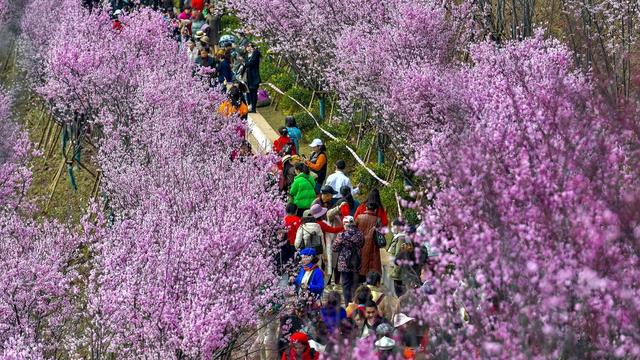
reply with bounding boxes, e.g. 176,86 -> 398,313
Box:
303,263 -> 320,273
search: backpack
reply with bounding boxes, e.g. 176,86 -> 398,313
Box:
302,226 -> 324,254
279,139 -> 295,156
348,248 -> 361,270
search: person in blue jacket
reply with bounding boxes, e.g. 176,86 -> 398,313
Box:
294,248 -> 325,298
216,51 -> 233,85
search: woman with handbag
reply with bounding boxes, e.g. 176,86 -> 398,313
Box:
332,216 -> 364,305
355,202 -> 384,284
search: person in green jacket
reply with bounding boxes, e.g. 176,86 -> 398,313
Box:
289,163 -> 317,217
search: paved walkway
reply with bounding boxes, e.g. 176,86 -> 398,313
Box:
247,111 -> 279,153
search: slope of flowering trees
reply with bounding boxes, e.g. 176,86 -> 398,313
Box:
0,1 -> 285,357
232,0 -> 640,357
3,0 -> 639,357
412,36 -> 640,358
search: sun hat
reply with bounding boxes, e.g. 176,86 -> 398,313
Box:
320,185 -> 337,195
342,215 -> 354,226
309,138 -> 323,147
302,209 -> 313,218
300,248 -> 317,257
200,36 -> 209,43
114,9 -> 122,15
195,30 -> 205,37
374,336 -> 396,351
309,203 -> 327,219
393,313 -> 415,328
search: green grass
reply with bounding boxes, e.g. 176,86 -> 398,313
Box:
18,96 -> 97,224
2,39 -> 96,224
258,105 -> 313,156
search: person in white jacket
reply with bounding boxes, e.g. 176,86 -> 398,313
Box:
295,210 -> 324,251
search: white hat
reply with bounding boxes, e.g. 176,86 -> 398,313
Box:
342,215 -> 354,226
374,336 -> 396,351
309,138 -> 323,147
114,9 -> 122,15
393,313 -> 415,328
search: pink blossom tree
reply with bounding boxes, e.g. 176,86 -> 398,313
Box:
22,2 -> 286,357
409,35 -> 640,358
0,90 -> 32,211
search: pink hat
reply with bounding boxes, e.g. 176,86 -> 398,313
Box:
309,203 -> 327,219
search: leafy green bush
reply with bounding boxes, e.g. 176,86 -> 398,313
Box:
280,86 -> 313,114
325,138 -> 353,169
292,112 -> 316,132
353,163 -> 391,197
260,58 -> 280,83
221,14 -> 241,32
270,72 -> 296,93
323,122 -> 351,138
356,133 -> 375,159
304,127 -> 324,143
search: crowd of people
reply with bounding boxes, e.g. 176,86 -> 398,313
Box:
109,2 -> 437,358
272,128 -> 439,359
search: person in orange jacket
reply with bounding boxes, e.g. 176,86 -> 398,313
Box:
305,138 -> 327,193
218,85 -> 248,120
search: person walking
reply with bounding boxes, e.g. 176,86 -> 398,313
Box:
293,248 -> 325,298
337,185 -> 360,218
324,160 -> 359,199
320,292 -> 347,334
216,51 -> 233,85
244,42 -> 261,112
285,116 -> 302,154
289,163 -> 316,217
354,188 -> 389,227
305,139 -> 327,193
332,216 -> 364,306
295,210 -> 324,253
356,202 -> 383,283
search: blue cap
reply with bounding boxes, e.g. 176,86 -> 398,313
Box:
300,248 -> 317,256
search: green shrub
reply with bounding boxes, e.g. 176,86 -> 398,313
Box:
293,112 -> 316,132
221,14 -> 241,32
304,127 -> 324,143
325,138 -> 353,170
280,86 -> 313,114
356,133 -> 375,159
260,58 -> 280,83
270,72 -> 296,93
323,122 -> 351,138
353,163 -> 391,197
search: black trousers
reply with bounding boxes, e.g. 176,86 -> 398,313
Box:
341,271 -> 356,306
248,87 -> 258,111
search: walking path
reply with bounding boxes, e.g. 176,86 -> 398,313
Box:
247,111 -> 278,153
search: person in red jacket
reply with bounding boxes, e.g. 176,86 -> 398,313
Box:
284,203 -> 302,246
308,204 -> 344,235
281,332 -> 319,360
277,204 -> 302,274
273,127 -> 297,156
353,188 -> 389,227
